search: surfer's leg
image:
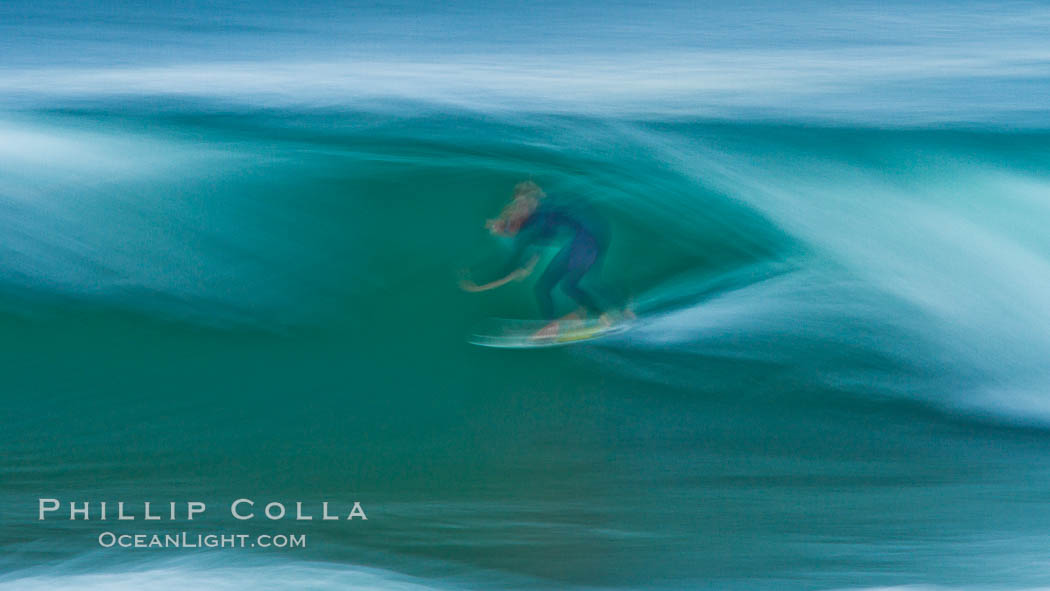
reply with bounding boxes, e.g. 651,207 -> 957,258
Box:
577,241 -> 633,323
535,248 -> 571,320
560,241 -> 603,316
589,252 -> 631,323
561,268 -> 602,316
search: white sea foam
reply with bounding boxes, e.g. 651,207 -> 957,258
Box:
602,123 -> 1050,423
0,40 -> 1048,121
0,560 -> 454,591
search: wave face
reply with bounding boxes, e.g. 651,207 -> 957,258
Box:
5,2 -> 1050,590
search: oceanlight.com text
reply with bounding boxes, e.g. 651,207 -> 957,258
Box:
97,531 -> 307,549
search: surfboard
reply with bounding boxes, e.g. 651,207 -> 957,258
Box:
468,317 -> 630,349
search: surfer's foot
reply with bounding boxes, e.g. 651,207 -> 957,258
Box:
533,321 -> 560,340
598,313 -> 613,328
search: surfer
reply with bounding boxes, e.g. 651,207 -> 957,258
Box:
461,181 -> 628,339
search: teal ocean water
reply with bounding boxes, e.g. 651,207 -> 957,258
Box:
4,2 -> 1050,590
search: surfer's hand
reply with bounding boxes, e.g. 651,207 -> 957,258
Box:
457,269 -> 479,292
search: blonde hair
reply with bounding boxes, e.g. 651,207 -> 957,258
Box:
489,181 -> 545,235
513,180 -> 545,200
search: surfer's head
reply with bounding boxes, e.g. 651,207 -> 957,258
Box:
512,180 -> 545,201
486,181 -> 544,236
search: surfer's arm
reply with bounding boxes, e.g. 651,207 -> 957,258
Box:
461,219 -> 544,292
460,255 -> 538,292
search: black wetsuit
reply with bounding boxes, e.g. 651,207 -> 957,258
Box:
500,202 -> 610,319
